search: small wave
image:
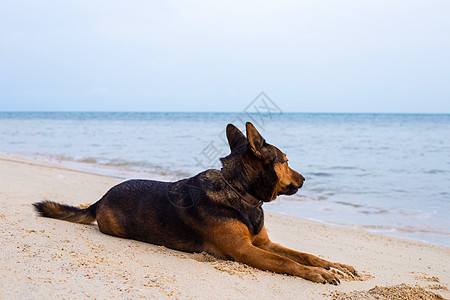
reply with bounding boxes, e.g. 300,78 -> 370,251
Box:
104,159 -> 136,167
391,189 -> 408,193
77,157 -> 98,164
333,201 -> 388,214
328,166 -> 359,170
334,201 -> 363,208
357,209 -> 388,215
362,225 -> 450,235
358,172 -> 374,177
27,152 -> 192,180
100,159 -> 191,178
309,172 -> 334,177
425,169 -> 449,174
45,154 -> 74,162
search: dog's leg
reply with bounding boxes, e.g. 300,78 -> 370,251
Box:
207,221 -> 340,284
253,227 -> 358,276
258,242 -> 357,276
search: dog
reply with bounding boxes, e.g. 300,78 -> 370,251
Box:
33,122 -> 357,284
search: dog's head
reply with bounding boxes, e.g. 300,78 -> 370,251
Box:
222,122 -> 305,202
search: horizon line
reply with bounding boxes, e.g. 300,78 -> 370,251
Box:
1,111 -> 450,115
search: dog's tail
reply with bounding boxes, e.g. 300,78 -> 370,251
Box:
33,200 -> 98,224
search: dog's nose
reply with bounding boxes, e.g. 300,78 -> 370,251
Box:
301,175 -> 305,181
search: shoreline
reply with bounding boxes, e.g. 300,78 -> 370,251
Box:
0,153 -> 449,299
2,151 -> 449,248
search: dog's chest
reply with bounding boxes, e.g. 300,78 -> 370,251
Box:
242,208 -> 264,235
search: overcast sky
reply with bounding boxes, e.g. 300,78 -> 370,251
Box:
0,0 -> 449,113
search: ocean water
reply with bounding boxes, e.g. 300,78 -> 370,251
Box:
0,112 -> 449,246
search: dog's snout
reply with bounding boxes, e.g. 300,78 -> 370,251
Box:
301,175 -> 305,182
287,183 -> 300,190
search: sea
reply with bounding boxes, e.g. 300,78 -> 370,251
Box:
0,112 -> 449,247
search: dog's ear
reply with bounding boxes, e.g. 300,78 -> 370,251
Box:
246,122 -> 267,159
226,124 -> 248,153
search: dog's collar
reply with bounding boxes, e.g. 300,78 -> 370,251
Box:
219,172 -> 263,208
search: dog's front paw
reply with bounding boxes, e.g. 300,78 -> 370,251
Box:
305,267 -> 341,285
329,262 -> 358,277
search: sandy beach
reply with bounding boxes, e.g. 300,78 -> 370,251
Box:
0,154 -> 448,299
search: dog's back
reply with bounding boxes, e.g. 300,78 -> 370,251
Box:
35,178 -> 205,251
98,178 -> 209,251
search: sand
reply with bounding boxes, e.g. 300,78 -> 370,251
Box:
0,154 -> 448,299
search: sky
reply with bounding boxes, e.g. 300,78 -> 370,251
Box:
0,0 -> 449,113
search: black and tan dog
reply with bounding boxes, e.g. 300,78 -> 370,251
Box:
33,122 -> 357,284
